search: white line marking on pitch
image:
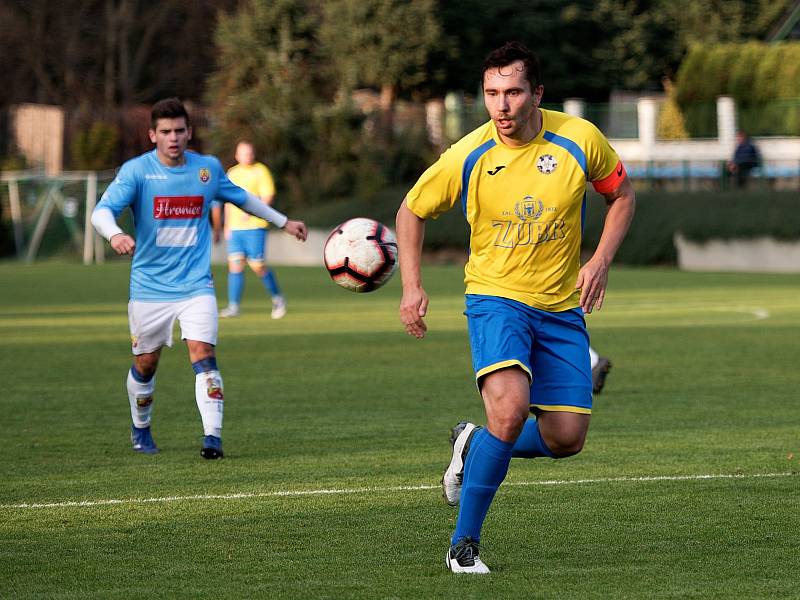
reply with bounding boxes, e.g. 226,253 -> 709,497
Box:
1,472 -> 794,511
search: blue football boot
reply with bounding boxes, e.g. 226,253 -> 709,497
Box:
131,425 -> 159,454
200,435 -> 223,459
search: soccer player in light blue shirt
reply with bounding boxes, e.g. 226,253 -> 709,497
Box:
92,98 -> 307,458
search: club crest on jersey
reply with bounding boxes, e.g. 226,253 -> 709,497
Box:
514,196 -> 544,221
199,168 -> 211,183
537,154 -> 558,174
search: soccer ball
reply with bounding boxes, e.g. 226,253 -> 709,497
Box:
324,218 -> 398,293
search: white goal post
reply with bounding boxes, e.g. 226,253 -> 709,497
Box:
0,170 -> 115,264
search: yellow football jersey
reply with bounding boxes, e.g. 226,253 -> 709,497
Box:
225,162 -> 276,230
406,109 -> 625,311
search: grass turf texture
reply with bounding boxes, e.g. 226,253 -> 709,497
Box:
1,262 -> 799,598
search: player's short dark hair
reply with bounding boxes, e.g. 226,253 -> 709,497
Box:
150,98 -> 190,129
482,41 -> 542,90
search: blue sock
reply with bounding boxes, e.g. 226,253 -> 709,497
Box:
260,269 -> 281,297
192,356 -> 218,375
452,429 -> 513,544
511,418 -> 556,458
228,271 -> 245,306
129,365 -> 154,383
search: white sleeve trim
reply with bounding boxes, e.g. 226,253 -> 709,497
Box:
241,192 -> 288,229
91,207 -> 124,241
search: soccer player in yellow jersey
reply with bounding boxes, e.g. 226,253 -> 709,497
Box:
213,141 -> 287,319
396,42 -> 635,574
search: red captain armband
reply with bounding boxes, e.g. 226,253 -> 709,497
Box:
592,161 -> 627,194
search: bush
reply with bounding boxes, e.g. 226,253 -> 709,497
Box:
302,189 -> 800,266
727,42 -> 767,104
581,190 -> 800,265
675,41 -> 800,136
70,122 -> 120,171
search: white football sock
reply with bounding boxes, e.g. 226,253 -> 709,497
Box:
195,370 -> 224,437
127,369 -> 155,428
589,346 -> 599,370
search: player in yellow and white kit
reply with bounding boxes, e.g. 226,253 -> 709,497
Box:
396,42 -> 635,573
212,141 -> 287,319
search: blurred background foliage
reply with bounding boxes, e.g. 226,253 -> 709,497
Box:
0,0 -> 798,210
675,41 -> 800,137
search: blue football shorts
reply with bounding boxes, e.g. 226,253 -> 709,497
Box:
465,294 -> 592,414
227,229 -> 268,262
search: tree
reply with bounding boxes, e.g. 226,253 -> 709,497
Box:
433,0 -> 794,101
319,0 -> 442,138
205,0 -> 324,204
0,0 -> 236,110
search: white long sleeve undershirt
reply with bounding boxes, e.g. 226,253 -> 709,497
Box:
91,192 -> 289,242
91,207 -> 124,241
240,192 -> 288,228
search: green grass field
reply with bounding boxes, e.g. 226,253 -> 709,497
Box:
1,261 -> 799,599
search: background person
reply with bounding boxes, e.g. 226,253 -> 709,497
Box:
91,98 -> 307,459
396,42 -> 635,573
212,141 -> 287,319
590,348 -> 612,394
727,130 -> 761,188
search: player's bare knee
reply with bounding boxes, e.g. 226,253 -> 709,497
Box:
487,408 -> 528,442
186,340 -> 215,363
249,262 -> 266,277
134,353 -> 159,377
545,425 -> 587,456
548,435 -> 586,458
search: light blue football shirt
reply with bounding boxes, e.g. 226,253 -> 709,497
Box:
96,149 -> 248,301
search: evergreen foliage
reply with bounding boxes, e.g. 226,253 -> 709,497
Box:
70,122 -> 120,171
656,80 -> 689,140
205,0 -> 322,207
675,41 -> 800,136
205,0 -> 439,210
300,188 -> 800,266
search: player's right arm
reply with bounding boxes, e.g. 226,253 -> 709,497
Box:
396,200 -> 429,339
396,141 -> 469,339
91,162 -> 138,255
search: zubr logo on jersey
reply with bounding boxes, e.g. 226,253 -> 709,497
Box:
153,196 -> 203,219
493,195 -> 564,249
514,196 -> 544,221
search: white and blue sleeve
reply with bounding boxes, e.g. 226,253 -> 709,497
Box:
92,161 -> 138,240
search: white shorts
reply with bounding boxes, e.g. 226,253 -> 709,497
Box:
128,295 -> 218,355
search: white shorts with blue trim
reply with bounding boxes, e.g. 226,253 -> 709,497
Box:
128,294 -> 218,355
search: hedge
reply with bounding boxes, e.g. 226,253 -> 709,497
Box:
303,187 -> 800,266
675,42 -> 800,136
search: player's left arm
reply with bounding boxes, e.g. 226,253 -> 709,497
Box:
576,127 -> 636,314
577,175 -> 635,314
239,193 -> 307,241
